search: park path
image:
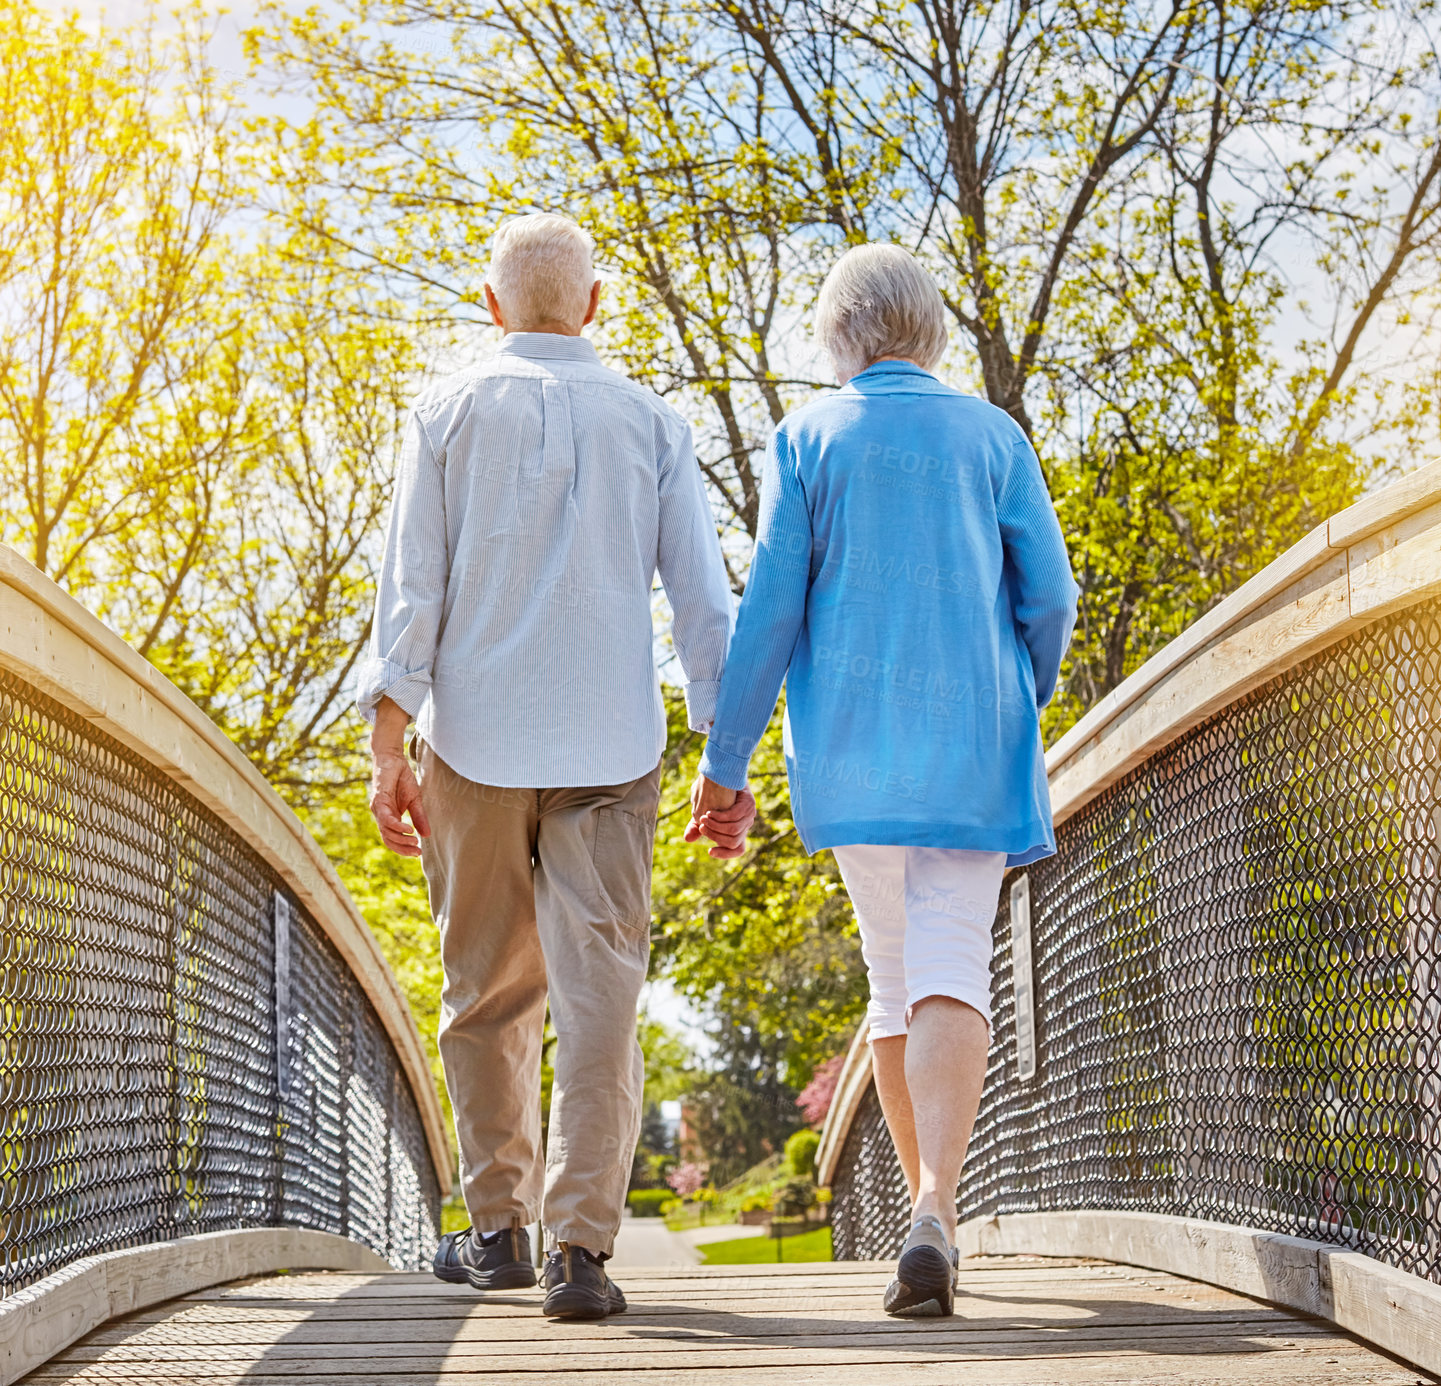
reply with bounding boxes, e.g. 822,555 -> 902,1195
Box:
29,1256 -> 1431,1384
608,1219 -> 699,1268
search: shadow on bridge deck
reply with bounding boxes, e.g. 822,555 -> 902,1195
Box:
28,1256 -> 1435,1385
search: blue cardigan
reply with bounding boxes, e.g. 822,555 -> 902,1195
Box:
699,362 -> 1079,865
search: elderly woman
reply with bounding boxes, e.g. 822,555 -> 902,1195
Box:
689,244 -> 1077,1317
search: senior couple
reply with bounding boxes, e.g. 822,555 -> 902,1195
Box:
359,213 -> 1077,1320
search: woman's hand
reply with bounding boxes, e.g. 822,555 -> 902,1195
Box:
685,775 -> 757,859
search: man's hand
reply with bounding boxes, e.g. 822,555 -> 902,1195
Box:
685,775 -> 757,860
370,750 -> 432,857
369,697 -> 431,857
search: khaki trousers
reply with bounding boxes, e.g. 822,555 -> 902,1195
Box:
417,743 -> 661,1257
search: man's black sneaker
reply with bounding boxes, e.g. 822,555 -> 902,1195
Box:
883,1214 -> 958,1317
541,1241 -> 626,1320
433,1218 -> 537,1291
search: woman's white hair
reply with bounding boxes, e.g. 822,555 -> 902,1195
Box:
815,244 -> 948,380
486,213 -> 598,331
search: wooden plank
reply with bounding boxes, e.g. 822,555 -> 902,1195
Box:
0,1232 -> 391,1386
71,1298 -> 1308,1350
56,1287 -> 1319,1325
1326,1249 -> 1441,1382
31,1338 -> 1426,1386
100,1282 -> 1265,1330
1327,457 -> 1441,549
34,1338 -> 1383,1379
44,1318 -> 1346,1363
187,1266 -> 1145,1301
42,1260 -> 1433,1386
958,1210 -> 1441,1376
1346,497 -> 1441,620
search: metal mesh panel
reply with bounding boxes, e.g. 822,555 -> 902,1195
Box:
830,1084 -> 910,1260
831,597 -> 1441,1285
0,668 -> 441,1297
346,988 -> 396,1260
277,910 -> 349,1236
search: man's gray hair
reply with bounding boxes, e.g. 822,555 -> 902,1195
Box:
815,243 -> 948,380
486,213 -> 598,331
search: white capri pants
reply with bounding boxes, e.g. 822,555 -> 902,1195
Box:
832,844 -> 1007,1039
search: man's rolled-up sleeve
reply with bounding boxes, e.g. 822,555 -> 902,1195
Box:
356,410 -> 448,725
656,418 -> 734,732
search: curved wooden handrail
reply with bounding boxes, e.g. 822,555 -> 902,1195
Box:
0,544 -> 452,1190
1046,456 -> 1441,825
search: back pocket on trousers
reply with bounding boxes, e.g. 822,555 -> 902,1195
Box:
592,806 -> 656,932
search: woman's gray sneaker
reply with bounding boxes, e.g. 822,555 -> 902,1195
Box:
542,1242 -> 627,1320
883,1215 -> 958,1317
432,1219 -> 537,1291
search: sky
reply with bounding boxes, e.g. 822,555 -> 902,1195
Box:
59,0 -> 1438,487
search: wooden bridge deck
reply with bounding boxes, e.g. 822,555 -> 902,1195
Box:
31,1257 -> 1433,1385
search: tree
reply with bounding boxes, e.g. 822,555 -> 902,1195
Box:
682,1051 -> 802,1186
784,1128 -> 820,1180
1041,0 -> 1441,717
0,1 -> 452,1127
126,240 -> 421,798
0,0 -> 434,802
253,0 -> 1441,707
651,689 -> 869,1088
17,0 -> 1438,1152
0,1 -> 239,581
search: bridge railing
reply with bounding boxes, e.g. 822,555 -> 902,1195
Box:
0,547 -> 451,1305
818,462 -> 1441,1363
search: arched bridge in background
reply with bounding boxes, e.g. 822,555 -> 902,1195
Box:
2,464 -> 1441,1383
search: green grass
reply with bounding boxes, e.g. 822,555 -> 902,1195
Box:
699,1225 -> 832,1265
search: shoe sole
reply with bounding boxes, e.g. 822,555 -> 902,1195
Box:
543,1284 -> 626,1320
432,1263 -> 467,1286
884,1245 -> 955,1318
466,1262 -> 539,1291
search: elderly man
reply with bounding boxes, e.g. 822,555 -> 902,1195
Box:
358,214 -> 748,1320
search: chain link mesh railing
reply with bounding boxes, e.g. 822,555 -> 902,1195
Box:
831,597 -> 1441,1288
0,667 -> 441,1297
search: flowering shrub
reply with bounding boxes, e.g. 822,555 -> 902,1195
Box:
666,1161 -> 707,1198
797,1055 -> 843,1126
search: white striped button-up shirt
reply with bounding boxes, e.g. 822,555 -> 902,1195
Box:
357,333 -> 733,788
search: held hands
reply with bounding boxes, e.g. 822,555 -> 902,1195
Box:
370,748 -> 431,858
685,774 -> 757,859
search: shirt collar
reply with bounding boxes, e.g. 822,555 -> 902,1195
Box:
843,360 -> 950,394
854,360 -> 934,381
497,332 -> 601,363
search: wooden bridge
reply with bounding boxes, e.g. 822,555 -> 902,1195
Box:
27,1258 -> 1434,1384
5,465 -> 1441,1384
